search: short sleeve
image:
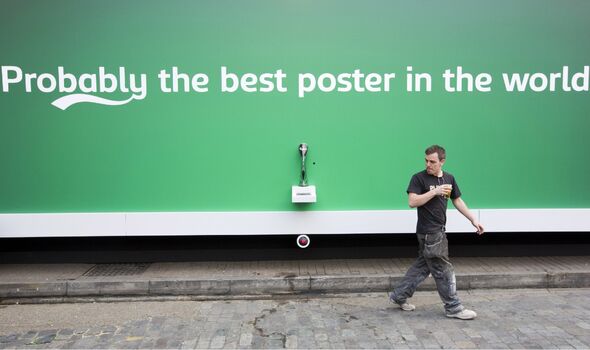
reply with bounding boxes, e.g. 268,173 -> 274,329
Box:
407,174 -> 422,194
450,175 -> 462,199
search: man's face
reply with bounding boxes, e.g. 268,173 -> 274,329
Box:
425,152 -> 444,176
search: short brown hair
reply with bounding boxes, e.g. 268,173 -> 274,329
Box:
425,145 -> 446,160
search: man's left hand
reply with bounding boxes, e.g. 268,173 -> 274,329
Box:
472,221 -> 485,235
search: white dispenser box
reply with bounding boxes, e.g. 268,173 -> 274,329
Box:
292,185 -> 317,203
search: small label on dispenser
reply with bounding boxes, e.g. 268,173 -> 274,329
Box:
292,186 -> 317,203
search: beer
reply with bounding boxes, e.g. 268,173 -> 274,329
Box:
442,184 -> 452,199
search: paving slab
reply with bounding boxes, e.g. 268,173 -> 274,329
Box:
0,256 -> 588,301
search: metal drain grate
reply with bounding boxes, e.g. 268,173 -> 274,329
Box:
83,263 -> 151,277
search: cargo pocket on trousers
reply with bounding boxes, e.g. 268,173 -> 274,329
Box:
423,232 -> 448,259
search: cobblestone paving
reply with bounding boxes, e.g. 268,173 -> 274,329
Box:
1,289 -> 589,349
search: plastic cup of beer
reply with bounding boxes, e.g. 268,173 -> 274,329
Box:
442,184 -> 452,199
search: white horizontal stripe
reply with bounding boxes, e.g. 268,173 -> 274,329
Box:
0,209 -> 588,238
0,213 -> 126,237
479,209 -> 590,232
125,210 -> 416,236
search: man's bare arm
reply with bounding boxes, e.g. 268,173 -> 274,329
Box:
452,197 -> 485,235
408,187 -> 445,208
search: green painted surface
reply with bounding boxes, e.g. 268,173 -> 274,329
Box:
1,1 -> 589,213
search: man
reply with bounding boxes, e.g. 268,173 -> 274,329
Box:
389,145 -> 484,320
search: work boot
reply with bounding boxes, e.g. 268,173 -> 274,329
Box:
446,309 -> 477,320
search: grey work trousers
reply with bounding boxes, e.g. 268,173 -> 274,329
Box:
390,231 -> 464,314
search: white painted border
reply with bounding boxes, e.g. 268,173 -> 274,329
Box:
479,209 -> 590,232
0,213 -> 126,238
0,209 -> 589,238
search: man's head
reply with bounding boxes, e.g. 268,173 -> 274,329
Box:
425,145 -> 446,176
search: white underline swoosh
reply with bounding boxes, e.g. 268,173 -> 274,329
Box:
51,93 -> 141,110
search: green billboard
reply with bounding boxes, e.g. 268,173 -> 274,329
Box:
1,1 -> 589,236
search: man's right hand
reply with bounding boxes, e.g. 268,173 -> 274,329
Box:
433,185 -> 452,198
410,185 -> 451,208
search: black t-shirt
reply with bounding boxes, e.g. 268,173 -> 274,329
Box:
406,170 -> 462,233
